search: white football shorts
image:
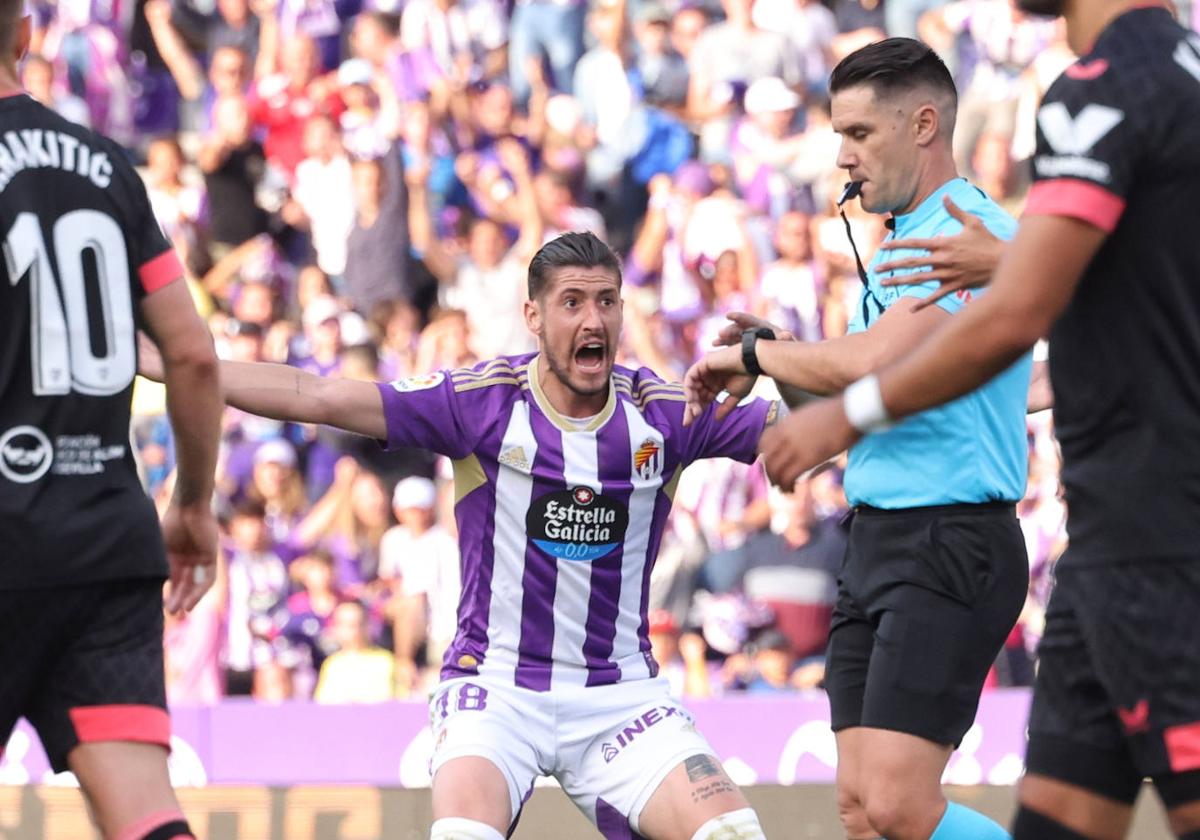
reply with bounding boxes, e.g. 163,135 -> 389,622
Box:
428,675 -> 716,835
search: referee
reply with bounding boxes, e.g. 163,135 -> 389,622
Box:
685,39 -> 1027,840
760,3 -> 1200,840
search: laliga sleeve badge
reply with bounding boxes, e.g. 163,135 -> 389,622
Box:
391,371 -> 445,392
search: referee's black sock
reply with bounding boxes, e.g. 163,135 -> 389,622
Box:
1011,806 -> 1090,840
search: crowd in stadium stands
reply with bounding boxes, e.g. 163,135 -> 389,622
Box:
28,0 -> 1194,704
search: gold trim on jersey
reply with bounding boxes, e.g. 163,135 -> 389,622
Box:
528,354 -> 616,433
452,454 -> 488,503
454,376 -> 521,392
450,358 -> 517,380
663,465 -> 683,501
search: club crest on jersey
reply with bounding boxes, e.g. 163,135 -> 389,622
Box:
527,486 -> 630,562
390,371 -> 445,392
633,438 -> 662,481
0,425 -> 53,484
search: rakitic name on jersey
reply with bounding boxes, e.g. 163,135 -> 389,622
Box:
0,130 -> 114,194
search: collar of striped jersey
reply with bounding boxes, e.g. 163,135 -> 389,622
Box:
528,354 -> 618,433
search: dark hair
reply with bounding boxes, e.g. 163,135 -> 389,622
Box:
527,232 -> 622,300
0,0 -> 22,54
829,38 -> 957,114
232,499 -> 267,520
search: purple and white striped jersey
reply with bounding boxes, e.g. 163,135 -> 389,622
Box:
375,352 -> 776,691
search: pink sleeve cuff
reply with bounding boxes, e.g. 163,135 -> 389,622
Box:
1024,179 -> 1125,233
138,250 -> 184,294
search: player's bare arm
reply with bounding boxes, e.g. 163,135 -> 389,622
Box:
683,296 -> 949,425
874,194 -> 1006,308
138,336 -> 388,441
758,214 -> 1106,488
140,280 -> 222,614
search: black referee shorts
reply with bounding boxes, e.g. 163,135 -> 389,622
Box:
1026,558 -> 1200,805
826,502 -> 1028,746
0,578 -> 170,773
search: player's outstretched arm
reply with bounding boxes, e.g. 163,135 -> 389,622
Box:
138,335 -> 388,441
140,281 -> 222,613
757,215 -> 1104,488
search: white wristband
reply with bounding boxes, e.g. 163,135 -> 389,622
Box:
843,374 -> 893,434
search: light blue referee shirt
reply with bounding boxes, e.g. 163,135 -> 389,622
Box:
843,178 -> 1032,509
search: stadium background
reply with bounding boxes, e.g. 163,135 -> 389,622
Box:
5,0 -> 1197,835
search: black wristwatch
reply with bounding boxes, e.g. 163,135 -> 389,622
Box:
740,327 -> 775,376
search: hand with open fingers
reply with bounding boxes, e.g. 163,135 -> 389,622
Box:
682,346 -> 755,426
875,195 -> 1004,311
758,397 -> 860,488
137,331 -> 165,382
162,502 -> 219,614
712,312 -> 796,348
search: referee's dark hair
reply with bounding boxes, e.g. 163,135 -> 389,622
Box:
527,232 -> 623,301
830,38 -> 958,134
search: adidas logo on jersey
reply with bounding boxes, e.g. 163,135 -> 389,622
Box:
499,445 -> 531,474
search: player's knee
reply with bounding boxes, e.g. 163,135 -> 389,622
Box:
114,809 -> 195,840
862,793 -> 920,840
430,817 -> 506,840
687,807 -> 766,840
836,787 -> 876,839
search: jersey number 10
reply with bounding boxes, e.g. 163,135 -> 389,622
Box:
3,210 -> 136,397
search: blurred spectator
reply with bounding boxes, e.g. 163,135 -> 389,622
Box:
507,0 -> 586,104
379,477 -> 462,696
758,210 -> 823,343
648,610 -> 712,698
170,0 -> 267,64
344,147 -> 421,315
314,601 -> 397,702
741,472 -> 844,660
145,0 -> 257,131
400,0 -> 509,83
409,139 -> 541,358
199,94 -> 271,256
731,76 -> 806,218
732,628 -> 796,693
918,0 -> 1056,176
291,115 -> 355,279
632,4 -> 689,111
752,0 -> 837,91
290,457 -> 391,593
282,549 -> 348,673
164,584 -> 224,705
246,438 -> 309,542
20,53 -> 90,127
350,11 -> 440,105
222,500 -> 290,695
687,0 -> 803,163
248,33 -> 345,176
146,135 -> 208,267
